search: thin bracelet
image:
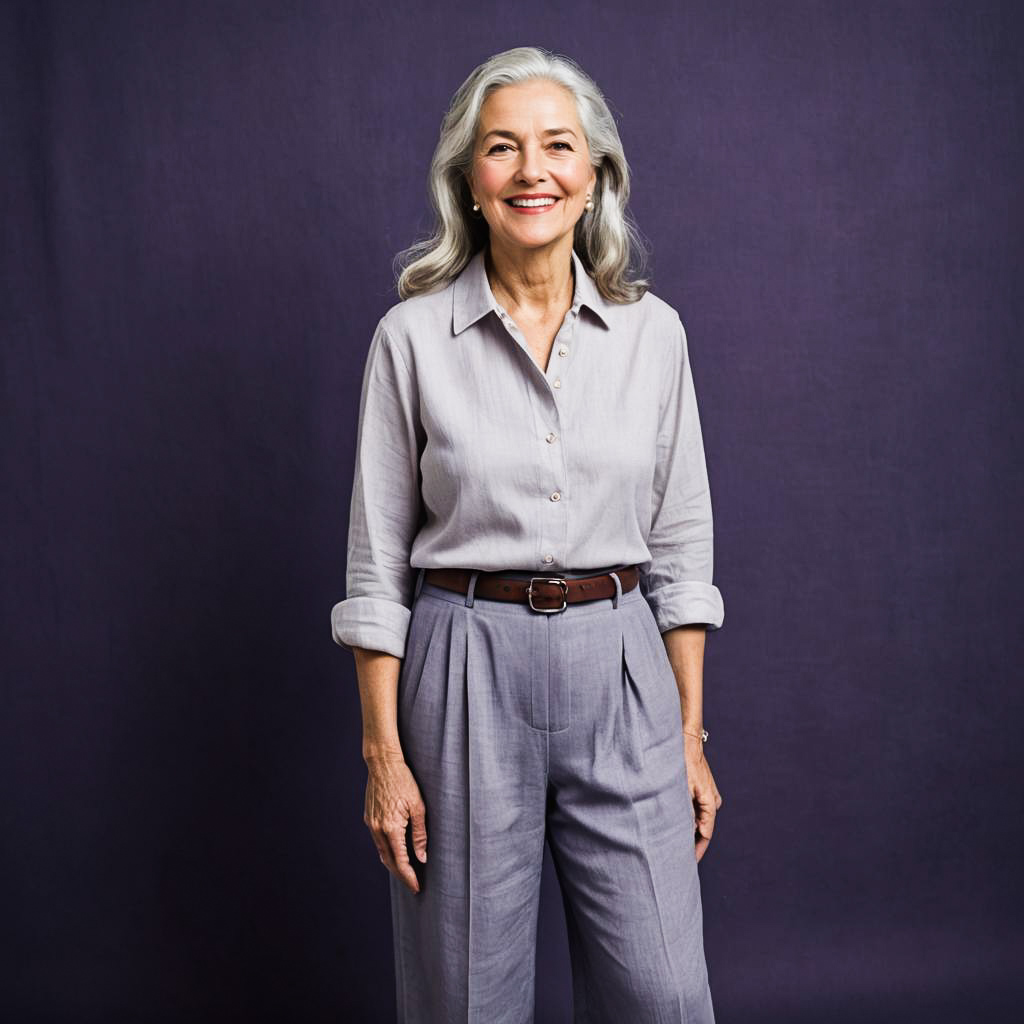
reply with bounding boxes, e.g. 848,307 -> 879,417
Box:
683,728 -> 709,743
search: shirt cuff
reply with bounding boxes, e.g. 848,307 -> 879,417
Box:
643,581 -> 725,632
331,596 -> 412,660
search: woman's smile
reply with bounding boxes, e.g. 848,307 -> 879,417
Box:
503,195 -> 562,214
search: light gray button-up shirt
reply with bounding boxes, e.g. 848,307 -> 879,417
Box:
331,247 -> 725,659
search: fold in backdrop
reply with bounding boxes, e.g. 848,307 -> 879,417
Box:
2,1 -> 1022,1021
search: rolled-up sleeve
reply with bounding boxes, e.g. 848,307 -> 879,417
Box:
331,319 -> 424,659
639,317 -> 725,632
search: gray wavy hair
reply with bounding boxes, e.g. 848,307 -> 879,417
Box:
394,46 -> 650,303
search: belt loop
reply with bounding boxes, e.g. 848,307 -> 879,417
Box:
608,570 -> 622,610
465,570 -> 480,607
412,566 -> 426,602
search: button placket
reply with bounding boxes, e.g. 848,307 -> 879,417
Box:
501,300 -> 577,570
538,385 -> 567,570
546,303 -> 580,391
544,308 -> 580,569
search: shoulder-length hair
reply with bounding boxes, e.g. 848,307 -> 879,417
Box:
395,46 -> 651,303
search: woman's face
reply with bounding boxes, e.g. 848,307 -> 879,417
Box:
466,80 -> 598,255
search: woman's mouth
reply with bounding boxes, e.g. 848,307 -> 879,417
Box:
503,197 -> 561,214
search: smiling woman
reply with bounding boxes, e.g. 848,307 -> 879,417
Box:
472,96 -> 595,246
464,80 -> 600,372
332,45 -> 725,1024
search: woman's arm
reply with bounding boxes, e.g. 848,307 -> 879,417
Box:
637,316 -> 724,636
353,646 -> 427,894
331,318 -> 425,660
663,623 -> 722,862
333,317 -> 428,893
662,623 -> 706,736
643,316 -> 724,861
354,647 -> 404,762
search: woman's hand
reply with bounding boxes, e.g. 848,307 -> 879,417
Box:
364,752 -> 428,894
684,734 -> 722,863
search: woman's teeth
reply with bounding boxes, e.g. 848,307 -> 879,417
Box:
508,197 -> 557,207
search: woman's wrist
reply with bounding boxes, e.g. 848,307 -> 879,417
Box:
362,738 -> 405,763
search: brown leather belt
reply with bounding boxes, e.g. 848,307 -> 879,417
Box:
421,565 -> 640,613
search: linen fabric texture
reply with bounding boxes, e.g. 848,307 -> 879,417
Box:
390,575 -> 716,1023
331,247 -> 725,660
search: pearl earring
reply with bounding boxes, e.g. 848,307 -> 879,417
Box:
472,202 -> 481,212
584,194 -> 594,212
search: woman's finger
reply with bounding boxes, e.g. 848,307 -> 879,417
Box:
693,781 -> 717,862
387,823 -> 420,894
375,833 -> 397,876
409,798 -> 428,864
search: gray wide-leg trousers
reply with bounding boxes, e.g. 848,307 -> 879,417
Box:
390,568 -> 716,1024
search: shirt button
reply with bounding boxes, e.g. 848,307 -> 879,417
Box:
553,378 -> 562,388
543,554 -> 554,563
558,345 -> 568,356
550,491 -> 561,501
545,432 -> 557,443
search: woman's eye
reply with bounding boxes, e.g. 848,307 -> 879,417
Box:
487,142 -> 572,154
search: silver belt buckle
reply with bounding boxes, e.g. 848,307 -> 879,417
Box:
526,577 -> 569,613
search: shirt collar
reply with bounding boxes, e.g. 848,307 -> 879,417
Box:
452,247 -> 613,335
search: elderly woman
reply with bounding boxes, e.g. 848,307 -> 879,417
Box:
332,46 -> 725,1024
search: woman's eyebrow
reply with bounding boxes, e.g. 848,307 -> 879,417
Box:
481,127 -> 578,142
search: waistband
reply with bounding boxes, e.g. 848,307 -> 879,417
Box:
415,564 -> 641,613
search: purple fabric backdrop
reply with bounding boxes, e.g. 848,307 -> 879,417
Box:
3,1 -> 1022,1020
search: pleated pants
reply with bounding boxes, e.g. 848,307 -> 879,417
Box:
390,568 -> 716,1024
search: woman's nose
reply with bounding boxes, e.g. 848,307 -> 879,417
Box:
516,146 -> 544,180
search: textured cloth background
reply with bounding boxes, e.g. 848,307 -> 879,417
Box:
2,1 -> 1022,1021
